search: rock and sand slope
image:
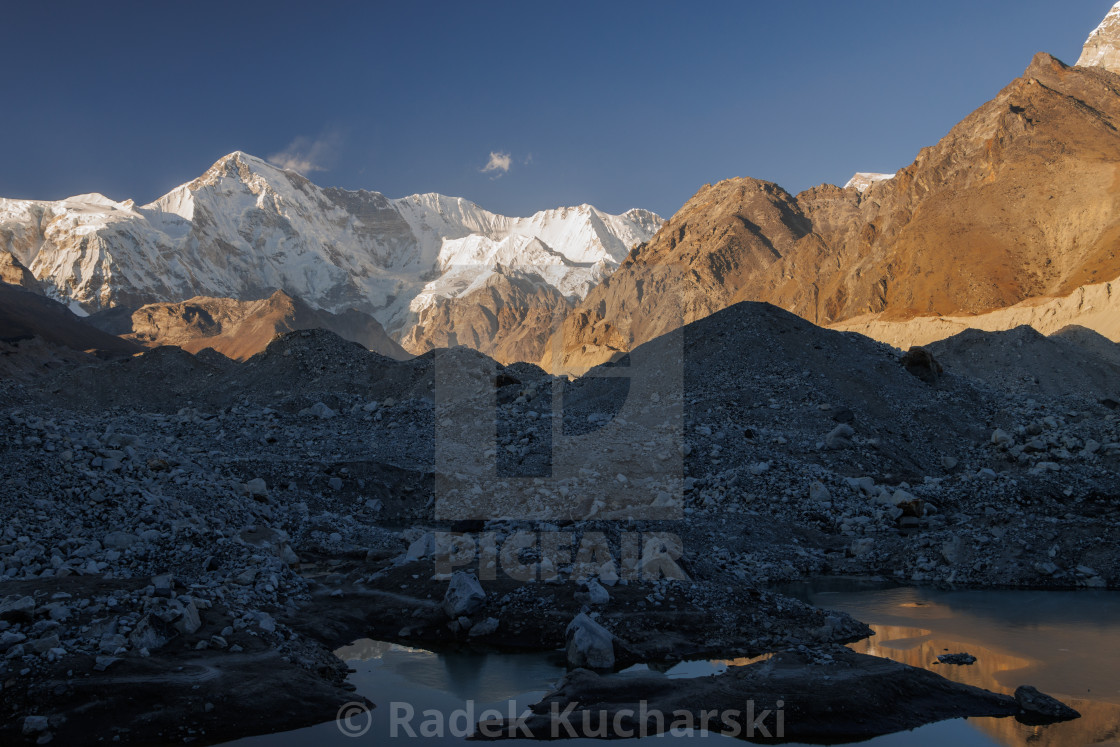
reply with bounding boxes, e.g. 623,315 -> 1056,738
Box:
549,49 -> 1120,373
832,276 -> 1120,352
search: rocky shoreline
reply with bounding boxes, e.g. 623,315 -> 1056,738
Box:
477,648 -> 1079,741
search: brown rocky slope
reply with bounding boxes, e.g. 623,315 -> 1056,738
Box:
0,251 -> 41,293
94,290 -> 410,362
400,267 -> 572,365
548,52 -> 1120,374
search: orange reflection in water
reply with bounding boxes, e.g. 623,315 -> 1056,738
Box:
845,623 -> 1120,746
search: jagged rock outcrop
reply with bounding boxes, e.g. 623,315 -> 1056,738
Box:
543,179 -> 805,373
549,51 -> 1120,373
93,289 -> 409,362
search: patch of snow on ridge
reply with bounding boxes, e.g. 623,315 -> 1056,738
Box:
844,172 -> 896,193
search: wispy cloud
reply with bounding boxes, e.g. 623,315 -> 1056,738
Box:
269,129 -> 344,174
481,151 -> 512,177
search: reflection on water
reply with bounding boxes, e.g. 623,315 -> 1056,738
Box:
851,625 -> 1035,693
790,582 -> 1120,747
227,641 -> 735,746
225,584 -> 1120,746
333,639 -> 568,703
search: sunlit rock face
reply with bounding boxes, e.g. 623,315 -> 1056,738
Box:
0,250 -> 40,292
1077,2 -> 1120,74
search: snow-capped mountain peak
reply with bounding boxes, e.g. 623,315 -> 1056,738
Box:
844,172 -> 895,193
0,152 -> 663,343
1077,2 -> 1120,74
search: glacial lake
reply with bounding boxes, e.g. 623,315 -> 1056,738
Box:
225,582 -> 1120,746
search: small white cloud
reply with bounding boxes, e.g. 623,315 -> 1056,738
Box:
481,151 -> 512,177
269,129 -> 344,174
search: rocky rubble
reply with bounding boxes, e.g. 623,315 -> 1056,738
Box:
0,301 -> 1114,743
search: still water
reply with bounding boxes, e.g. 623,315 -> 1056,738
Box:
226,582 -> 1120,746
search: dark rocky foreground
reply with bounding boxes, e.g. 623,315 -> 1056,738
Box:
476,647 -> 1079,741
1,302 -> 1113,744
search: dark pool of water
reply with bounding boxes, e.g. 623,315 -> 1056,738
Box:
225,582 -> 1120,746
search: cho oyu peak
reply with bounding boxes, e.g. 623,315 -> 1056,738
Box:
0,151 -> 663,345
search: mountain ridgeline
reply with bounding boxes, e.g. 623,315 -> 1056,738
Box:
0,153 -> 660,364
4,6 -> 1120,372
548,50 -> 1120,372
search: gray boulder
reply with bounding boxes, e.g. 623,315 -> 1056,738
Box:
443,572 -> 486,618
103,531 -> 138,549
565,613 -> 615,669
468,617 -> 500,637
574,579 -> 611,606
302,402 -> 336,419
826,424 -> 855,449
22,715 -> 49,735
0,595 -> 35,622
245,478 -> 268,498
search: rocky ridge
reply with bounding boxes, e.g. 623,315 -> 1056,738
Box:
549,51 -> 1120,374
0,283 -> 140,366
401,266 -> 571,364
90,289 -> 410,362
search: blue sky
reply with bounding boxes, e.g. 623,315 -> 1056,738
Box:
0,1 -> 1112,217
